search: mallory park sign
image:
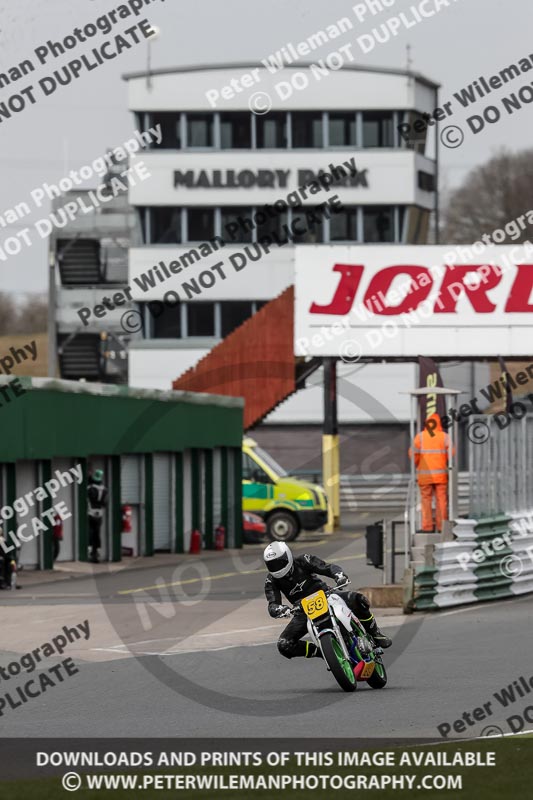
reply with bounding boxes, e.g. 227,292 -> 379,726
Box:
173,166 -> 369,190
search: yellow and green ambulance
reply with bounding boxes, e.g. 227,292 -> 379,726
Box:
242,437 -> 328,541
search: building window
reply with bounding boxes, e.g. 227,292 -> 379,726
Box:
151,113 -> 181,149
220,112 -> 252,148
363,206 -> 394,242
150,302 -> 182,338
256,209 -> 288,241
187,208 -> 215,241
328,113 -> 356,147
398,207 -> 406,241
291,112 -> 323,148
139,208 -> 148,243
256,112 -> 288,148
401,111 -> 428,153
220,207 -> 254,242
150,208 -> 182,244
291,207 -> 324,243
186,114 -> 214,147
329,206 -> 358,241
220,301 -> 254,337
362,112 -> 394,147
418,171 -> 435,192
187,302 -> 215,336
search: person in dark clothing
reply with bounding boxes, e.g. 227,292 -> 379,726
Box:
52,514 -> 63,563
87,469 -> 108,563
264,542 -> 392,659
0,528 -> 17,589
0,529 -> 11,589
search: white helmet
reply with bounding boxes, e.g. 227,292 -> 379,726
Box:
263,541 -> 294,579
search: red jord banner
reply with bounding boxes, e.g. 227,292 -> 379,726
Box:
294,245 -> 533,358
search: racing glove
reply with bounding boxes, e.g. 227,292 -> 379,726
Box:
335,572 -> 348,585
270,604 -> 291,619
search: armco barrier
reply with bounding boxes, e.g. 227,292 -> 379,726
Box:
412,513 -> 533,611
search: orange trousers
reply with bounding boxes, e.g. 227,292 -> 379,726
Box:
419,483 -> 448,532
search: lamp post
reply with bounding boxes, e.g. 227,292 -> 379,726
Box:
146,25 -> 160,90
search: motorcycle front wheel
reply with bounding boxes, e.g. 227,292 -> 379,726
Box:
367,660 -> 387,689
320,633 -> 356,692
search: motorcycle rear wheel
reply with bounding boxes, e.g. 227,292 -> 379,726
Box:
320,633 -> 356,692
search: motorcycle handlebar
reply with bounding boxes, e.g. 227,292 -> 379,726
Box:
327,580 -> 351,594
286,580 -> 352,615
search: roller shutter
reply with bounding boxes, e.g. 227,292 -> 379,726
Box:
182,450 -> 192,551
15,461 -> 40,569
51,458 -> 76,561
213,449 -> 222,527
226,449 -> 236,548
198,450 -> 205,534
153,453 -> 172,550
121,455 -> 142,503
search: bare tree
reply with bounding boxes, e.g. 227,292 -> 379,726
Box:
0,293 -> 19,336
16,294 -> 48,334
443,148 -> 533,243
0,293 -> 48,336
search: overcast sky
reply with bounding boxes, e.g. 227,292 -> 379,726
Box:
0,0 -> 531,295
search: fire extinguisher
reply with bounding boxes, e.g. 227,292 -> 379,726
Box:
214,525 -> 225,551
189,529 -> 202,554
122,505 -> 132,533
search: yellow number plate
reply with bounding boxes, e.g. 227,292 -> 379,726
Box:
301,590 -> 328,619
360,662 -> 375,679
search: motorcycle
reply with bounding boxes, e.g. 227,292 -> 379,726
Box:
286,581 -> 387,693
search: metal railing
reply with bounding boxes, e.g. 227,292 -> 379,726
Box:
340,472 -> 470,512
469,414 -> 533,517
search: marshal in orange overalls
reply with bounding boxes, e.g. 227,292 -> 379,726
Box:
408,413 -> 454,532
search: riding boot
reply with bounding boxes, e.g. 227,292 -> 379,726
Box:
305,642 -> 323,659
360,615 -> 392,649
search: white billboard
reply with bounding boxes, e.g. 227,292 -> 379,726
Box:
294,245 -> 533,358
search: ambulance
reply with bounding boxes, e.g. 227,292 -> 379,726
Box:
242,437 -> 328,541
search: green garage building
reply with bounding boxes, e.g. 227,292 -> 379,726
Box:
0,377 -> 243,569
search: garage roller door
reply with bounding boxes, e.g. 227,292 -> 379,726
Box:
198,450 -> 205,534
51,458 -> 76,561
153,454 -> 172,551
226,449 -> 236,548
182,451 -> 192,551
15,461 -> 40,569
121,455 -> 142,503
213,449 -> 222,528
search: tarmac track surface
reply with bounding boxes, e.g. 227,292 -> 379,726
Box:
0,532 -> 531,739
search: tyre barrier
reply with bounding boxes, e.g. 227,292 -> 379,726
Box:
412,513 -> 533,611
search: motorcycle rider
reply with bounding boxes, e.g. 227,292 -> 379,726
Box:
87,469 -> 108,563
264,542 -> 392,659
